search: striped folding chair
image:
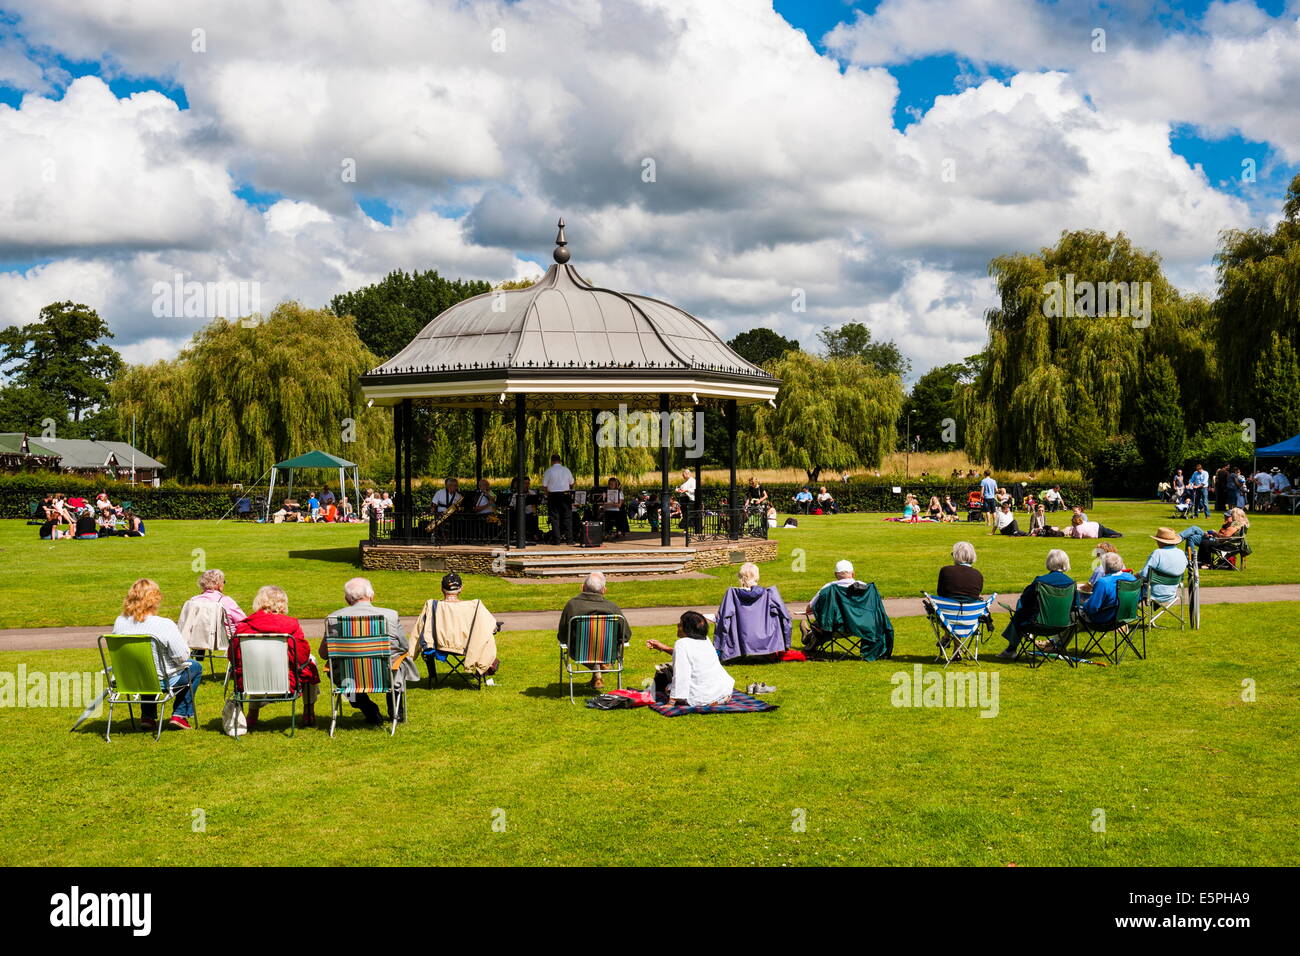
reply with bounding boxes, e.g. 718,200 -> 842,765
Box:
559,614 -> 628,703
921,593 -> 997,666
325,615 -> 401,736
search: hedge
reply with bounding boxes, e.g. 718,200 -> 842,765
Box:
0,474 -> 233,520
684,478 -> 1094,514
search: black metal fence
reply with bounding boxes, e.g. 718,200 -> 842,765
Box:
369,509 -> 509,546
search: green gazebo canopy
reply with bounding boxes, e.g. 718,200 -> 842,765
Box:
274,450 -> 356,469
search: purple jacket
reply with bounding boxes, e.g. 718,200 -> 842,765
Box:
713,586 -> 792,661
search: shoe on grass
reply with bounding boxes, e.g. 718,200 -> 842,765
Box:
168,716 -> 193,730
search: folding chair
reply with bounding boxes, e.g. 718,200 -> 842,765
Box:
1206,528 -> 1249,571
559,614 -> 628,703
325,615 -> 401,736
999,581 -> 1078,667
223,633 -> 300,738
1142,567 -> 1186,630
177,598 -> 230,680
96,634 -> 185,742
800,581 -> 894,661
1169,499 -> 1191,520
922,593 -> 997,665
424,601 -> 503,690
1074,578 -> 1145,664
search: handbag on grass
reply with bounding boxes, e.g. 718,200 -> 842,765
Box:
221,699 -> 247,737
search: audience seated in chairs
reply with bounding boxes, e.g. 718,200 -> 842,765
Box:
1076,552 -> 1137,631
180,569 -> 245,670
816,486 -> 838,514
713,562 -> 792,663
996,549 -> 1076,658
557,572 -> 630,692
937,540 -> 983,601
1139,526 -> 1190,625
319,577 -> 419,725
410,572 -> 501,688
1179,508 -> 1250,569
792,486 -> 813,514
645,611 -> 735,707
111,578 -> 202,731
601,477 -> 629,541
231,585 -> 320,728
801,559 -> 895,660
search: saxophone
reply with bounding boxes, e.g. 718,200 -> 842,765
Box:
422,496 -> 462,538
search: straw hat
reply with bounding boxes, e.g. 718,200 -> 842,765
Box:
1151,527 -> 1181,545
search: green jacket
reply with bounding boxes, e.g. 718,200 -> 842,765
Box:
813,581 -> 894,660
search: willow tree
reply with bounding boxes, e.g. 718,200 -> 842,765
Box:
1215,173 -> 1300,444
113,302 -> 391,483
740,351 -> 904,481
965,230 -> 1206,470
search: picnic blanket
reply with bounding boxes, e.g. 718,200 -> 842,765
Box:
649,690 -> 778,717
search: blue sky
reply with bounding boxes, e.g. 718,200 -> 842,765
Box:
1,0 -> 1297,372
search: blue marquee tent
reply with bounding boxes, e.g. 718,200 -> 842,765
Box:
1255,434 -> 1300,457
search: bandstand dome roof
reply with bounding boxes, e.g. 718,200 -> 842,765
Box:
358,220 -> 780,410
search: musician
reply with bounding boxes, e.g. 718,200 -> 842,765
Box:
432,478 -> 463,515
602,477 -> 629,541
509,477 -> 541,541
469,478 -> 495,517
542,453 -> 575,545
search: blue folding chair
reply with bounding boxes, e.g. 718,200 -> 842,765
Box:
921,592 -> 998,665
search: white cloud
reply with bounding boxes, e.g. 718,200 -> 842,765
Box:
0,0 -> 1286,380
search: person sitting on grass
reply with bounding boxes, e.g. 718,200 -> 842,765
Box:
96,507 -> 117,536
1064,512 -> 1122,539
816,486 -> 838,514
121,508 -> 145,536
557,572 -> 631,691
320,577 -> 418,725
937,541 -> 983,601
997,549 -> 1075,658
927,495 -> 943,521
73,506 -> 99,539
111,578 -> 201,731
232,585 -> 320,728
941,494 -> 959,521
645,611 -> 735,707
993,501 -> 1029,536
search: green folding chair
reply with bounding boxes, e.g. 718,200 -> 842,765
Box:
1001,581 -> 1078,667
97,634 -> 184,741
1142,567 -> 1186,631
325,615 -> 401,737
1075,578 -> 1145,664
559,613 -> 628,703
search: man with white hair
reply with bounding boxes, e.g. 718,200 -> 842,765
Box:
319,577 -> 419,725
557,571 -> 630,690
807,559 -> 857,617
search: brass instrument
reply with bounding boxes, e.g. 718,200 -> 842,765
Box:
421,495 -> 462,538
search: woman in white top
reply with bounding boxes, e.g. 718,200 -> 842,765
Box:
645,611 -> 735,707
601,477 -> 628,540
111,578 -> 203,730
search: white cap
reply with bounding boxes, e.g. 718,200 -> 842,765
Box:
835,559 -> 854,574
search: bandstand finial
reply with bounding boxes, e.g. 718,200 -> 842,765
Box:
553,218 -> 570,264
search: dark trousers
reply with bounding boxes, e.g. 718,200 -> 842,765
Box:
547,492 -> 572,544
350,692 -> 404,722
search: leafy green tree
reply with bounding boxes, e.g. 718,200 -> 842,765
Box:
330,269 -> 491,360
818,320 -> 910,379
1185,421 -> 1254,467
741,351 -> 904,482
113,303 -> 391,483
727,328 -> 799,368
901,362 -> 968,451
0,383 -> 68,435
1215,173 -> 1300,442
1133,354 -> 1185,483
0,301 -> 122,422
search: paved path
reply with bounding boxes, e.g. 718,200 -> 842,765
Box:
3,583 -> 1298,653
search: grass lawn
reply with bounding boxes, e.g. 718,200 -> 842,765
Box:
1,603 -> 1295,866
0,499 -> 1293,629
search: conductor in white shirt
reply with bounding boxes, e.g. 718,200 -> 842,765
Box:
542,453 -> 576,544
676,467 -> 700,532
646,611 -> 735,706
